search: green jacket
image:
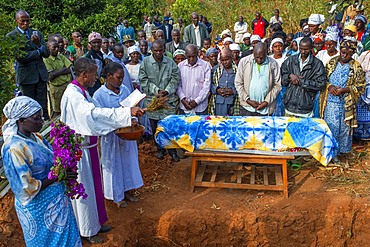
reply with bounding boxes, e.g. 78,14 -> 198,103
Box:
139,55 -> 179,120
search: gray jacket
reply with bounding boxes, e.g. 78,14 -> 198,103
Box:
235,55 -> 282,115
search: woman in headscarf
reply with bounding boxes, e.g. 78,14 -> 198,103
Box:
316,32 -> 340,66
313,33 -> 326,56
270,38 -> 287,116
353,43 -> 370,141
1,96 -> 81,247
124,45 -> 152,138
308,14 -> 326,38
320,40 -> 365,164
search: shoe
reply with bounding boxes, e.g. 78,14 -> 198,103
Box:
177,148 -> 187,159
99,224 -> 112,233
332,156 -> 340,164
116,200 -> 128,208
83,235 -> 103,244
156,150 -> 165,159
125,192 -> 139,202
170,153 -> 180,162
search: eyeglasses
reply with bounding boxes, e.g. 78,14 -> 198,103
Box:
18,19 -> 30,23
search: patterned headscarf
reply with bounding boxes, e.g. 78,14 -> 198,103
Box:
340,39 -> 357,52
2,96 -> 42,142
313,33 -> 325,42
344,25 -> 357,35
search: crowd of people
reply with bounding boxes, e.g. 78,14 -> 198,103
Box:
1,2 -> 370,245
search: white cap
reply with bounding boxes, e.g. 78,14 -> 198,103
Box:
308,14 -> 325,25
229,43 -> 240,51
250,35 -> 261,43
223,37 -> 234,43
243,32 -> 251,39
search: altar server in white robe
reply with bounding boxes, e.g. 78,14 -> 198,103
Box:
93,62 -> 144,208
60,57 -> 145,244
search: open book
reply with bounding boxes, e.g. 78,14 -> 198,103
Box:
120,89 -> 146,107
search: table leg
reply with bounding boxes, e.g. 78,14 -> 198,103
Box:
190,157 -> 197,192
282,160 -> 288,198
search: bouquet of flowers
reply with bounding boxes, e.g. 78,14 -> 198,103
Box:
48,121 -> 88,200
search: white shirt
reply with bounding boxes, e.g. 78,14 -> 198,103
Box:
316,50 -> 339,66
193,24 -> 201,48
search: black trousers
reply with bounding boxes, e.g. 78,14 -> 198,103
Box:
20,80 -> 49,119
149,118 -> 176,155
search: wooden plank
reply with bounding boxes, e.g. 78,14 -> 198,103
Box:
250,165 -> 256,184
262,166 -> 268,185
275,166 -> 283,185
193,181 -> 284,191
210,164 -> 218,182
195,164 -> 207,182
185,156 -> 293,165
281,161 -> 289,198
185,151 -> 294,160
190,158 -> 198,192
237,164 -> 243,184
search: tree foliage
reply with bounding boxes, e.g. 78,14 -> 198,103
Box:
0,0 -> 152,39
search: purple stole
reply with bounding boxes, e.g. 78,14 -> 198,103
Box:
71,80 -> 108,226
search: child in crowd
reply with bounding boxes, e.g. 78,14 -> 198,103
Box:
93,62 -> 143,208
43,39 -> 72,117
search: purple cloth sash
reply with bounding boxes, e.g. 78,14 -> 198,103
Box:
71,79 -> 108,226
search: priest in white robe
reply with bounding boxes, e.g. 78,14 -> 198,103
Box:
60,57 -> 144,244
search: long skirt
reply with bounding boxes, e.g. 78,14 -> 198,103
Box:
324,100 -> 352,156
15,182 -> 81,247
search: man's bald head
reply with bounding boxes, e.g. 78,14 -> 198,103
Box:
15,10 -> 29,19
220,48 -> 233,69
220,48 -> 232,59
185,44 -> 198,66
253,42 -> 267,65
15,10 -> 30,31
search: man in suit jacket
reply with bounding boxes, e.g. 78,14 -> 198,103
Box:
6,10 -> 50,119
184,12 -> 210,48
165,29 -> 188,55
159,16 -> 173,43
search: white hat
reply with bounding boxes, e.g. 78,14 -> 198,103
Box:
128,45 -> 140,55
243,32 -> 251,39
229,43 -> 240,51
221,29 -> 232,37
308,14 -> 325,25
223,37 -> 234,43
269,38 -> 284,50
325,32 -> 338,42
250,35 -> 261,43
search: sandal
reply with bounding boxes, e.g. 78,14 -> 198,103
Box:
99,224 -> 111,233
116,200 -> 128,208
290,163 -> 302,171
125,193 -> 139,202
83,235 -> 103,244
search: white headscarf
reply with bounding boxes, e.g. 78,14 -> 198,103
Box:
326,32 -> 339,42
250,35 -> 261,43
128,45 -> 140,55
308,14 -> 325,25
270,38 -> 284,50
229,43 -> 241,51
2,96 -> 42,142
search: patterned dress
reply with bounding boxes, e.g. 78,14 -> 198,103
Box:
324,63 -> 351,155
321,58 -> 365,155
1,134 -> 81,247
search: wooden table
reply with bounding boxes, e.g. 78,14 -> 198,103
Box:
185,150 -> 294,197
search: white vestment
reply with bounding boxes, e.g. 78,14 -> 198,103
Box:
60,84 -> 132,237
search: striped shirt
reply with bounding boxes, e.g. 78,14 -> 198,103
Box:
177,58 -> 211,113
